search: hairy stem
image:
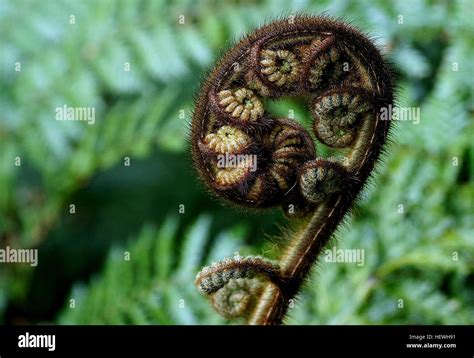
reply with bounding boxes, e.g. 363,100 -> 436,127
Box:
249,109 -> 389,325
249,197 -> 346,324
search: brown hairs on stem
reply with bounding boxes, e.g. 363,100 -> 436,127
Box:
190,15 -> 395,325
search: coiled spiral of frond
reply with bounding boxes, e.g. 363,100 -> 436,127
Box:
211,278 -> 263,318
191,15 -> 394,323
195,254 -> 281,319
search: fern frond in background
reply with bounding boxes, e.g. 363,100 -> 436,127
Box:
59,216 -> 252,324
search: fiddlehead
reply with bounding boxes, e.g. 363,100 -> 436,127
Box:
190,15 -> 394,325
195,254 -> 281,319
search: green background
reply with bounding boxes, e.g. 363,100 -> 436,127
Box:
0,0 -> 472,324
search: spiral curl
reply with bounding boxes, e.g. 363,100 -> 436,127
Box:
195,254 -> 281,319
191,15 -> 394,322
211,278 -> 263,318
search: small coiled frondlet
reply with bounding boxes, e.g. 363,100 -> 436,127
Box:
195,254 -> 280,318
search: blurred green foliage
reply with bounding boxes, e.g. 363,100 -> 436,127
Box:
0,0 -> 472,324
